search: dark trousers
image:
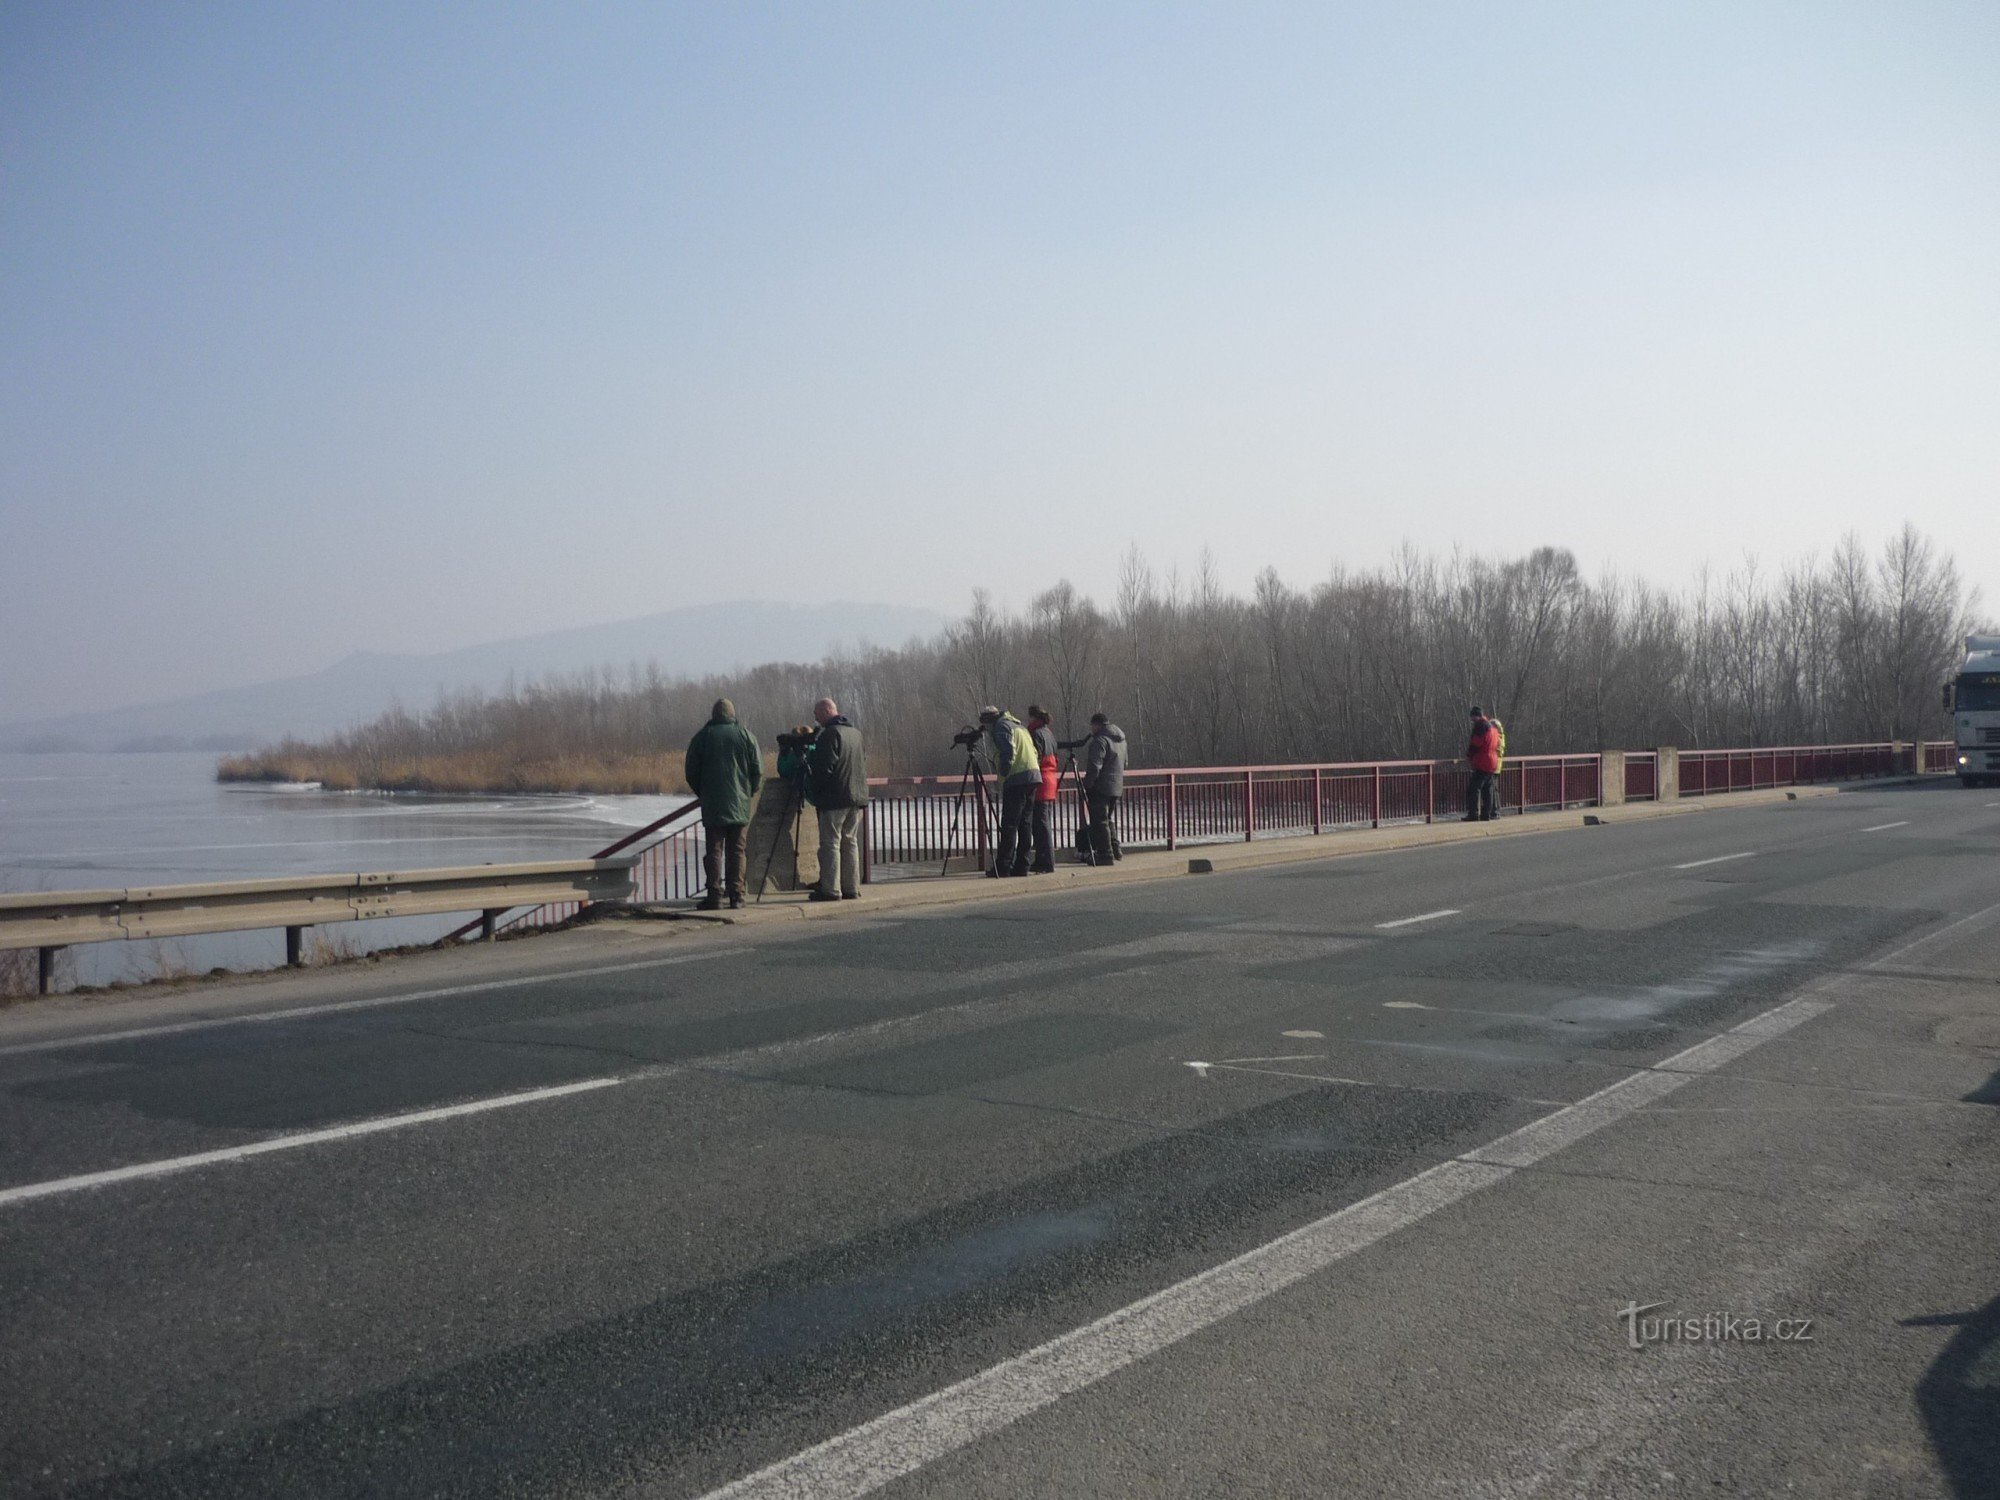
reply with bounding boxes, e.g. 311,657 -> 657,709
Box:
996,781 -> 1037,874
1086,792 -> 1122,863
1466,771 -> 1497,821
1030,797 -> 1056,871
703,821 -> 748,899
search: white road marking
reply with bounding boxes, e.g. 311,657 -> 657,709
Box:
1184,1061 -> 1212,1077
1206,1060 -> 1570,1108
1673,852 -> 1753,870
1281,1029 -> 1324,1039
1374,909 -> 1461,930
0,1076 -> 624,1209
1861,821 -> 1909,833
0,947 -> 747,1059
688,993 -> 1834,1500
1383,1001 -> 1429,1010
1210,1053 -> 1328,1065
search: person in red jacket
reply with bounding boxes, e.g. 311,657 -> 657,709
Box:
1465,705 -> 1501,822
1025,704 -> 1060,873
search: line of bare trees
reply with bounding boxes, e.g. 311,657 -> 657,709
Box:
224,525 -> 1978,792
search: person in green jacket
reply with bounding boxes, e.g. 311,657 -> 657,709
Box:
684,698 -> 763,909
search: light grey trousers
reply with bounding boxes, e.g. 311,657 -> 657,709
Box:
816,805 -> 863,896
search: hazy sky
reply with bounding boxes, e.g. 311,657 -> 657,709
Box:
4,2 -> 1996,721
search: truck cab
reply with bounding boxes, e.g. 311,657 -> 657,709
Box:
1945,633 -> 2000,787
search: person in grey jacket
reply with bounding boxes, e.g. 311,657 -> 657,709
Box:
805,696 -> 869,901
1081,713 -> 1126,865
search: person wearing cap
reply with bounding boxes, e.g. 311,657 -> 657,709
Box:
1024,704 -> 1060,874
979,706 -> 1041,877
1081,712 -> 1127,864
806,696 -> 869,901
1464,705 -> 1501,822
683,698 -> 763,909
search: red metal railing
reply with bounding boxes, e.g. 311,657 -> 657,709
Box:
865,753 -> 1606,868
456,737 -> 1951,933
1624,752 -> 1658,802
1675,743 -> 1898,797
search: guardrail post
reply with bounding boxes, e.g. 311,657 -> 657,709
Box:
1167,774 -> 1178,850
38,946 -> 58,996
1427,763 -> 1436,823
480,909 -> 501,942
1372,765 -> 1382,828
1559,759 -> 1568,808
1312,768 -> 1323,835
1244,771 -> 1255,841
286,926 -> 305,968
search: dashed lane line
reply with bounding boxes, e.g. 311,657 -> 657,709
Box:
1673,852 -> 1754,870
1374,909 -> 1461,930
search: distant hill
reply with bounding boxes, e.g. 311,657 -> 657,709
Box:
0,600 -> 949,752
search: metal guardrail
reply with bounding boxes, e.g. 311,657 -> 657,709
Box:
0,858 -> 639,994
439,800 -> 705,944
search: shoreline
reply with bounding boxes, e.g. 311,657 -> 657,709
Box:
216,750 -> 692,798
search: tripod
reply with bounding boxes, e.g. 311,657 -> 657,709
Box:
939,749 -> 997,877
1057,746 -> 1100,864
753,768 -> 811,905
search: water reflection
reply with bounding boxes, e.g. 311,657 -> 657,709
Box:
0,752 -> 678,984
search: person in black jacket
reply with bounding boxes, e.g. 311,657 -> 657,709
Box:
805,696 -> 869,901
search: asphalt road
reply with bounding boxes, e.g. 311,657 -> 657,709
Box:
2,781 -> 1997,1498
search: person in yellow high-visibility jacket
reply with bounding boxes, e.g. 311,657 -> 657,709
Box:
980,706 -> 1040,876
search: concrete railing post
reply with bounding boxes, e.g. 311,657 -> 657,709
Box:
1599,750 -> 1626,807
1656,746 -> 1680,801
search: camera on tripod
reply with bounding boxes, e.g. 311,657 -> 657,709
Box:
776,726 -> 819,753
1056,736 -> 1090,751
950,726 -> 982,750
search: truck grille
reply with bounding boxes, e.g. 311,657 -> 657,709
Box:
1982,728 -> 2000,745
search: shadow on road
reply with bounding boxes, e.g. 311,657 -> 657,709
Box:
1906,1285 -> 2000,1495
1899,1066 -> 2000,1495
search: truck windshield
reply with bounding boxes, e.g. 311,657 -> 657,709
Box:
1957,676 -> 2000,712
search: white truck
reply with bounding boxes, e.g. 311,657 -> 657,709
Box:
1944,633 -> 2000,787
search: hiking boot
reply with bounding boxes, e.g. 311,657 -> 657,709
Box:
728,895 -> 745,909
696,897 -> 723,911
808,890 -> 841,902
